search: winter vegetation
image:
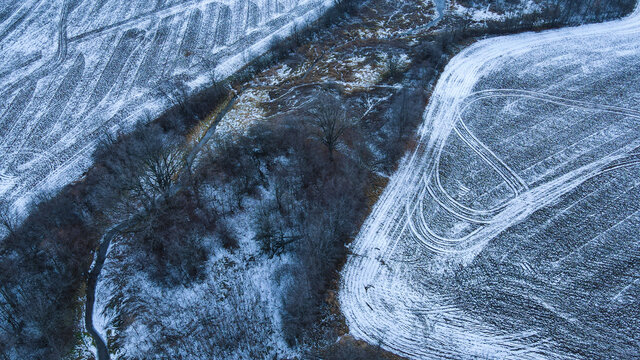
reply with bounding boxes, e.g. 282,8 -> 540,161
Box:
0,0 -> 334,215
0,0 -> 638,359
341,1 -> 640,359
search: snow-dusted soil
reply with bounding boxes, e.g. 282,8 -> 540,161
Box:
0,0 -> 331,211
207,0 -> 442,137
99,222 -> 299,359
340,5 -> 640,359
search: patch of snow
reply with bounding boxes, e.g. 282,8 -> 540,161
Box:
216,88 -> 270,136
340,5 -> 640,359
0,0 -> 334,218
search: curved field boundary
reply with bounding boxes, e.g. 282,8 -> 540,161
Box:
0,0 -> 334,212
341,4 -> 640,359
424,89 -> 640,227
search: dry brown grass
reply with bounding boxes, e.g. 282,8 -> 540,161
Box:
186,2 -> 440,356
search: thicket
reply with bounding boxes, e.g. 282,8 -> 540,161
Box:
0,0 -> 363,358
456,0 -> 636,30
0,84 -> 218,358
191,84 -> 427,350
407,0 -> 638,90
0,0 -> 635,358
314,339 -> 392,359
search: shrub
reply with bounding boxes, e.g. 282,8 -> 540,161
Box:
321,340 -> 390,360
382,54 -> 403,82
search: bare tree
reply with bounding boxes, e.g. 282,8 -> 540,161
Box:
142,142 -> 184,196
97,123 -> 186,217
155,75 -> 202,124
0,202 -> 17,237
129,133 -> 185,211
308,94 -> 355,160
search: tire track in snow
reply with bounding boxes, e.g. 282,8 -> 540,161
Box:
0,0 -> 43,43
0,0 -> 68,95
425,89 -> 640,226
0,83 -> 37,144
340,4 -> 640,359
0,0 -> 335,210
133,18 -> 172,87
69,0 -> 236,43
26,54 -> 85,147
84,28 -> 145,113
171,8 -> 204,73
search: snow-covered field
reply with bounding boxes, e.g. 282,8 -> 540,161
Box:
341,5 -> 640,359
0,0 -> 331,211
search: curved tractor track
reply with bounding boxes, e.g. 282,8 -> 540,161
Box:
0,0 -> 333,211
341,4 -> 640,360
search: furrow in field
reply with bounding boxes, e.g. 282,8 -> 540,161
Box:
341,5 -> 640,359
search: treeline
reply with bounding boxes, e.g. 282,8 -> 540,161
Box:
103,86 -> 428,359
251,92 -> 426,350
0,76 -> 226,358
0,0 -> 363,358
409,0 -> 638,75
0,0 -> 634,357
457,0 -> 636,28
